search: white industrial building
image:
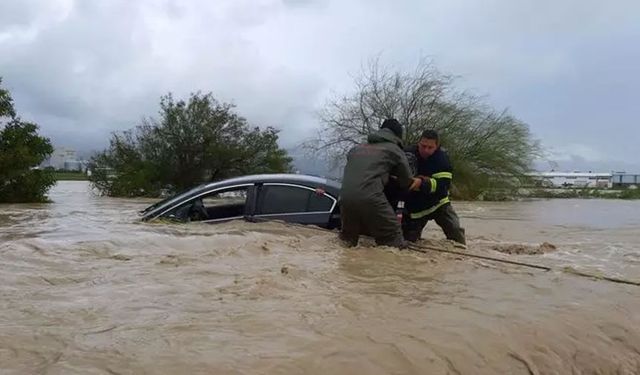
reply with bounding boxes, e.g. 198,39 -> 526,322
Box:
611,172 -> 640,188
527,172 -> 613,188
42,147 -> 86,171
527,171 -> 640,188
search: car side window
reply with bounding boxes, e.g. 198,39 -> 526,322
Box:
308,192 -> 333,212
164,186 -> 249,222
258,184 -> 335,214
201,189 -> 247,210
259,185 -> 311,214
259,185 -> 310,214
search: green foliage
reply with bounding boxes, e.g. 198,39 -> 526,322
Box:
308,58 -> 540,199
527,188 -> 608,199
501,187 -> 640,200
89,92 -> 293,197
0,78 -> 55,203
52,171 -> 88,181
618,188 -> 640,199
0,78 -> 16,119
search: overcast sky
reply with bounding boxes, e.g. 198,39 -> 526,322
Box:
1,0 -> 639,172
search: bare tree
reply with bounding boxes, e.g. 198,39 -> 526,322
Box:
306,57 -> 540,199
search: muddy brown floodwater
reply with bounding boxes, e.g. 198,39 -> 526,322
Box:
1,181 -> 639,374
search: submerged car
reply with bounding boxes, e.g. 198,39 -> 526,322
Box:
140,174 -> 342,229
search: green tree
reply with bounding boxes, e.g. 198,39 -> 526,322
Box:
89,92 -> 293,197
307,58 -> 540,199
0,78 -> 55,203
0,78 -> 16,119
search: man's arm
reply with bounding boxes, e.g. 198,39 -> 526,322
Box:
419,173 -> 452,195
390,149 -> 421,191
419,156 -> 453,195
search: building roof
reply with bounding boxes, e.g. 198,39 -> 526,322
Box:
527,172 -> 612,178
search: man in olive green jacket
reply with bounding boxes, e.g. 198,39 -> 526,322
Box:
339,119 -> 420,248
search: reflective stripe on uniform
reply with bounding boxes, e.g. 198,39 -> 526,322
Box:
409,196 -> 450,219
430,178 -> 437,193
431,172 -> 452,179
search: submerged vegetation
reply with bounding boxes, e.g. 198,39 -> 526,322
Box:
89,92 -> 293,197
476,187 -> 640,201
0,78 -> 55,203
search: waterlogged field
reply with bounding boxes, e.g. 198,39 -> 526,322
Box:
1,181 -> 639,374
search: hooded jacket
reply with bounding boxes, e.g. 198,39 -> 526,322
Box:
340,128 -> 413,203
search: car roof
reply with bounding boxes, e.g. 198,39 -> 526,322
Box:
141,173 -> 341,220
200,173 -> 340,190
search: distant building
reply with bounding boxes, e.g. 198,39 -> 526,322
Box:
527,171 -> 640,189
611,172 -> 640,188
527,172 -> 613,188
41,147 -> 87,171
64,160 -> 83,171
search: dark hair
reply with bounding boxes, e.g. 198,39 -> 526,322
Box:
420,129 -> 439,142
380,118 -> 403,138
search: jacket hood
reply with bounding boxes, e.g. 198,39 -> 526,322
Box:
367,128 -> 404,148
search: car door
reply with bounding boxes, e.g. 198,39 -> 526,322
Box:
253,183 -> 337,227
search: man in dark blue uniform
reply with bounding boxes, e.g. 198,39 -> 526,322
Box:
402,129 -> 466,245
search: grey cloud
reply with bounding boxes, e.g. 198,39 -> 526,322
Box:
1,0 -> 639,172
0,0 -> 54,28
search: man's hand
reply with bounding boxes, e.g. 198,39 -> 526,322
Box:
409,177 -> 422,191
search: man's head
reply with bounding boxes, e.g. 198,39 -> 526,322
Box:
417,129 -> 440,159
380,118 -> 403,138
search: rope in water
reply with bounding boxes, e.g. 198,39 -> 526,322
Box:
406,243 -> 551,271
406,243 -> 640,287
248,217 -> 640,287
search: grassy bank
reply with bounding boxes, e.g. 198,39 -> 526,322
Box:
53,172 -> 88,181
524,188 -> 640,199
476,187 -> 640,201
